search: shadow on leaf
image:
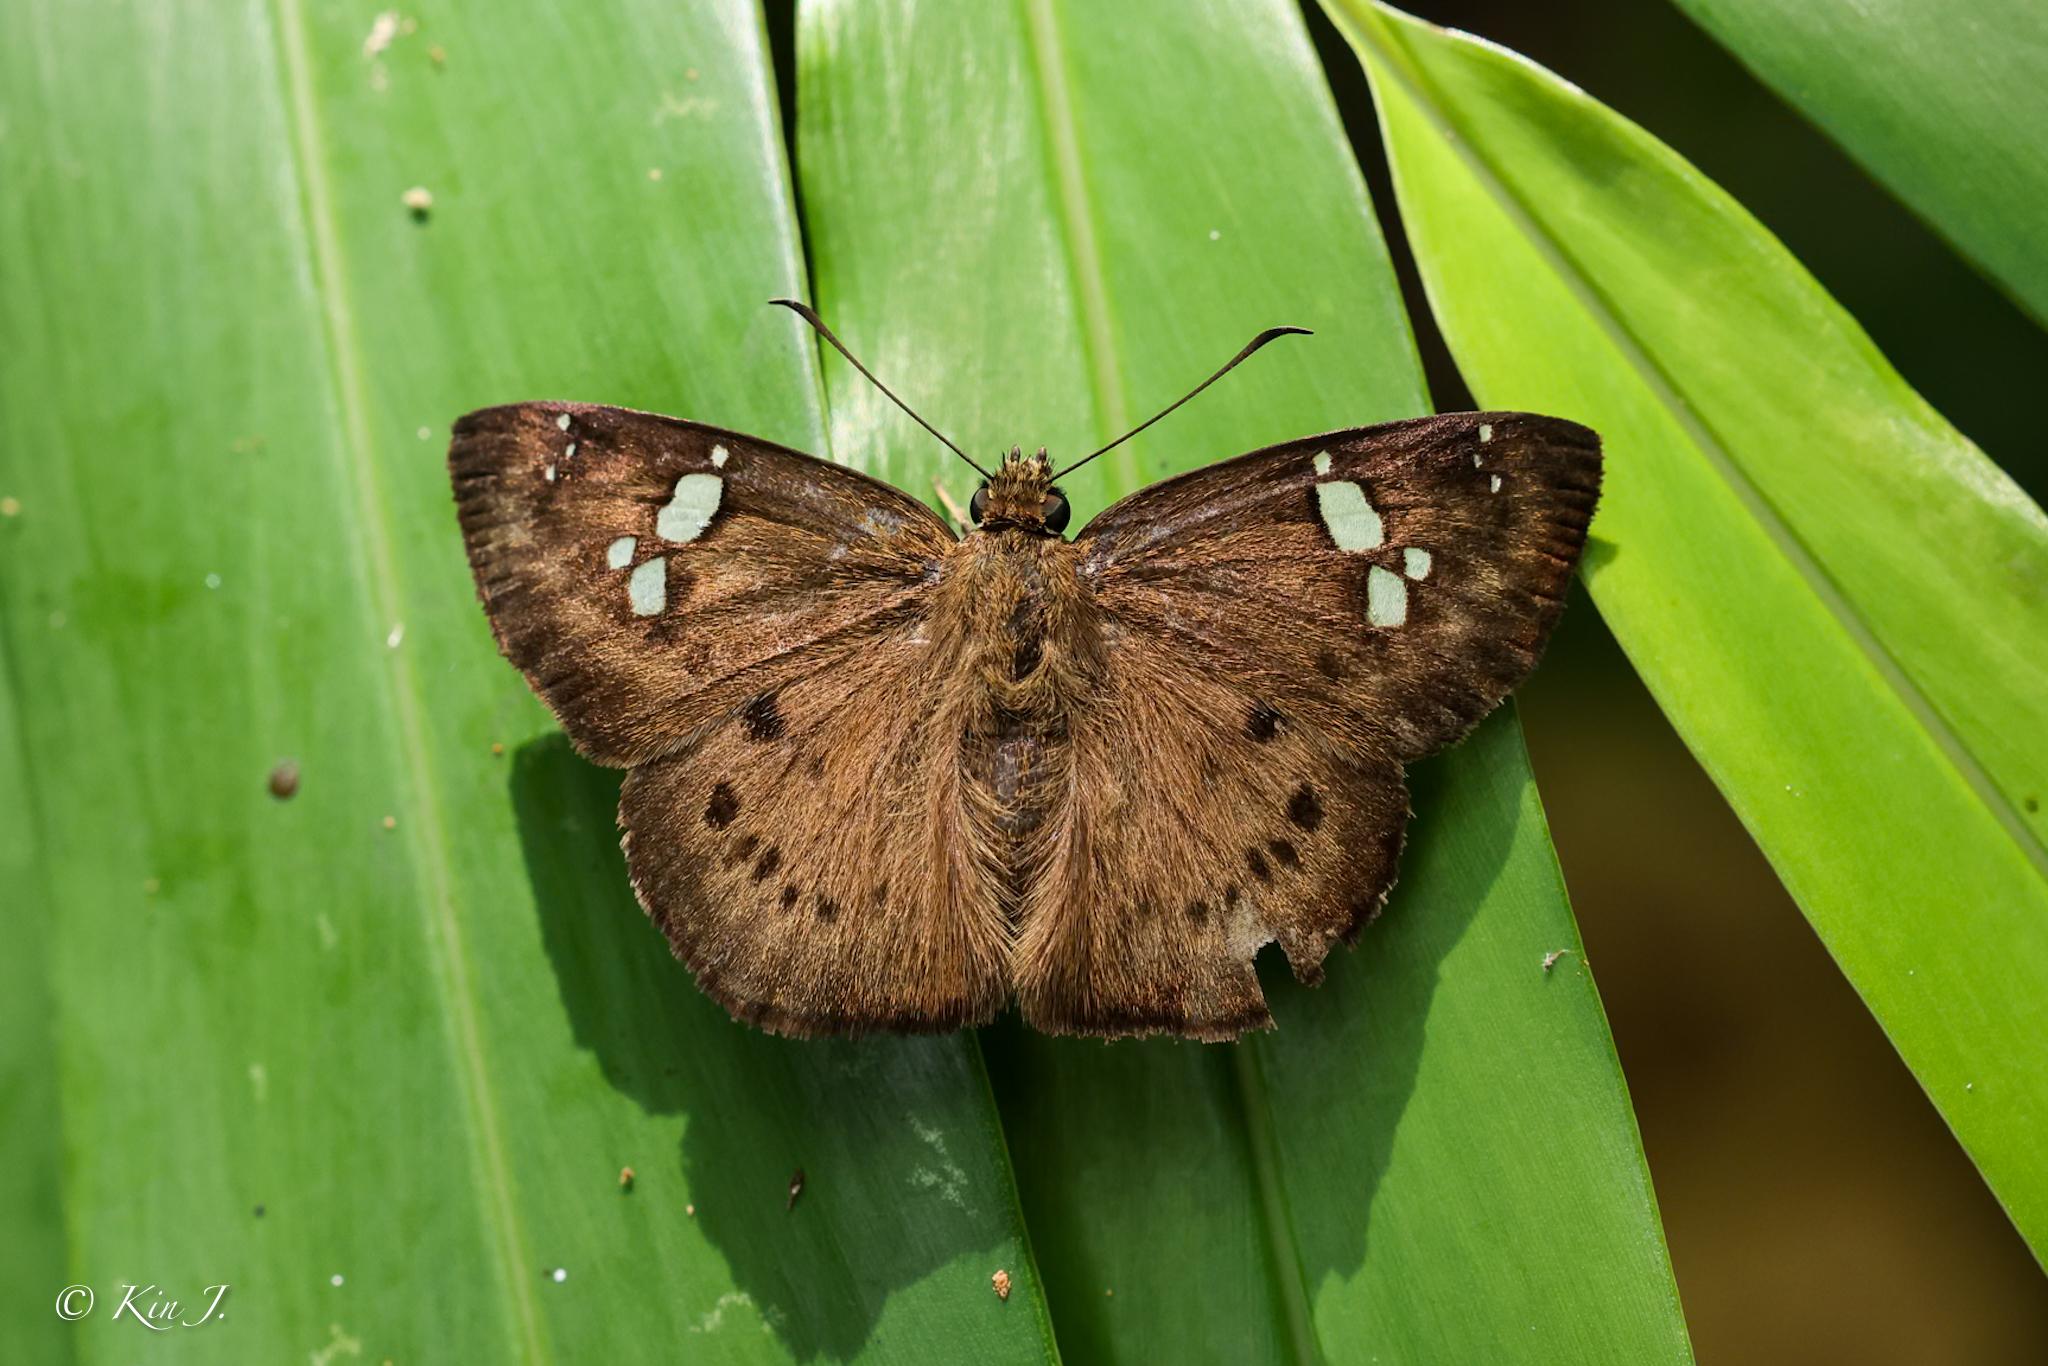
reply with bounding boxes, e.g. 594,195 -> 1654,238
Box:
511,734 -> 1016,1362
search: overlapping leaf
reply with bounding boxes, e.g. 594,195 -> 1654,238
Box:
1324,0 -> 2048,1260
1671,0 -> 2048,327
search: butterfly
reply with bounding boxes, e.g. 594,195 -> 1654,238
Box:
449,301 -> 1600,1040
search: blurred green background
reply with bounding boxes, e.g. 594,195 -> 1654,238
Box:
1276,0 -> 2048,1359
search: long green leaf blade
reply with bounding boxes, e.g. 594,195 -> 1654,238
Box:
1327,0 -> 2048,1258
797,0 -> 1694,1359
0,0 -> 1053,1358
1669,0 -> 2048,328
0,649 -> 70,1365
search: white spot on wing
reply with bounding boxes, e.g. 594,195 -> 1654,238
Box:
606,535 -> 636,569
1490,474 -> 1503,493
555,412 -> 572,431
1368,564 -> 1408,627
657,473 -> 723,542
564,441 -> 577,459
544,464 -> 556,482
1403,547 -> 1432,579
1312,451 -> 1332,476
1479,422 -> 1493,443
628,557 -> 667,616
710,444 -> 729,469
1315,480 -> 1383,551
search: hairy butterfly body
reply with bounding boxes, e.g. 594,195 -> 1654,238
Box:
450,315 -> 1599,1040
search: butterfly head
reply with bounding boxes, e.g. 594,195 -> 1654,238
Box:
969,446 -> 1071,535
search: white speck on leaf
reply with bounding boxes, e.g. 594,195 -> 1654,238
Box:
362,11 -> 399,58
309,1321 -> 362,1366
906,1113 -> 971,1210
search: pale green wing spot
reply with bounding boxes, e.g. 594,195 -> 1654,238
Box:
555,413 -> 572,432
1312,450 -> 1333,476
606,536 -> 636,570
1367,564 -> 1409,627
1478,422 -> 1493,443
1403,546 -> 1432,579
1489,474 -> 1503,493
656,473 -> 724,543
628,557 -> 667,617
1315,479 -> 1384,551
711,444 -> 730,469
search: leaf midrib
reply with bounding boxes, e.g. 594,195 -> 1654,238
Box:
267,0 -> 547,1358
1019,0 -> 1135,490
1349,3 -> 2048,883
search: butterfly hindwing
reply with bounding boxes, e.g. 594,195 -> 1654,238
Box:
449,402 -> 955,765
1013,412 -> 1599,1035
619,630 -> 1012,1035
1011,652 -> 1409,1038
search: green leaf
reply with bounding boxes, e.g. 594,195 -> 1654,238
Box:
1668,0 -> 2048,328
0,0 -> 1053,1360
797,0 -> 1692,1360
1325,0 -> 2048,1260
0,648 -> 71,1365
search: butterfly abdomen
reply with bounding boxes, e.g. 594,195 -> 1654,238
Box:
941,532 -> 1099,933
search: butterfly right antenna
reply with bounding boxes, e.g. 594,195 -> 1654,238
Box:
1050,326 -> 1311,480
771,299 -> 992,480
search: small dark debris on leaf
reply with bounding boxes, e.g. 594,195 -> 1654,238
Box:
1542,949 -> 1571,973
253,1203 -> 265,1218
268,761 -> 300,800
491,742 -> 505,757
401,186 -> 433,220
786,1167 -> 805,1211
618,1166 -> 634,1192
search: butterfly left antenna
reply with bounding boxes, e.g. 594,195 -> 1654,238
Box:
1050,326 -> 1312,480
771,299 -> 993,479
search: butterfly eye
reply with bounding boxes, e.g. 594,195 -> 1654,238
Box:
968,484 -> 989,525
1043,490 -> 1071,534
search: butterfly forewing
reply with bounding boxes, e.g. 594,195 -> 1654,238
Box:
1078,412 -> 1599,759
450,403 -> 955,764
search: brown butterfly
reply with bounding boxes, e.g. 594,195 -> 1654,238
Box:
450,302 -> 1600,1040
